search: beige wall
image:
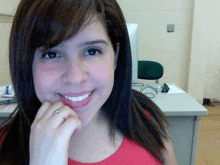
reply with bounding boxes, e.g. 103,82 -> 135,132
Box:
0,0 -> 220,104
0,16 -> 13,85
0,0 -> 18,85
195,0 -> 220,100
118,0 -> 193,87
0,0 -> 20,16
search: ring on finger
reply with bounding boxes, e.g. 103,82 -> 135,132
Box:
53,109 -> 65,121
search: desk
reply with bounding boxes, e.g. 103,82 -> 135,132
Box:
0,84 -> 208,165
132,83 -> 208,165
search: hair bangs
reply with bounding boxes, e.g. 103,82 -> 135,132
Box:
30,0 -> 103,51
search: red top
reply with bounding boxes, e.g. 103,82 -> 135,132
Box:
68,111 -> 161,165
0,111 -> 161,165
68,136 -> 161,165
0,131 -> 6,148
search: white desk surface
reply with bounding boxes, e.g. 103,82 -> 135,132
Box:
0,84 -> 208,117
132,83 -> 208,116
0,103 -> 17,117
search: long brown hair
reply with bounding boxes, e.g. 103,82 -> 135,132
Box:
0,0 -> 170,164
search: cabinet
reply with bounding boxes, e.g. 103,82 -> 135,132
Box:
132,83 -> 208,165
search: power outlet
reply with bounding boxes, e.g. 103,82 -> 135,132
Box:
167,24 -> 175,32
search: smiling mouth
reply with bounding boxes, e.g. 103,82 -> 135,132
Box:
62,91 -> 92,102
58,90 -> 95,109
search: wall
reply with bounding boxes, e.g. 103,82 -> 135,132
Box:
185,0 -> 220,103
0,0 -> 20,16
0,0 -> 19,85
118,0 -> 220,104
0,0 -> 220,104
117,0 -> 193,96
0,15 -> 13,85
197,0 -> 220,100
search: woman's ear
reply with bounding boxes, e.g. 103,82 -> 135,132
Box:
115,42 -> 120,68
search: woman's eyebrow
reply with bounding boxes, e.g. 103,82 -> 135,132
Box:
79,40 -> 109,46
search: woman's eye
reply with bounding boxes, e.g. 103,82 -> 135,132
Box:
85,48 -> 102,56
42,51 -> 59,58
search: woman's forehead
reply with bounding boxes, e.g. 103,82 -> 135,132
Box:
59,18 -> 109,46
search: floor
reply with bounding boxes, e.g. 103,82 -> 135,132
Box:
195,103 -> 220,165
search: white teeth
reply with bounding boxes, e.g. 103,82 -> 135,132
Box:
78,96 -> 84,101
64,92 -> 92,102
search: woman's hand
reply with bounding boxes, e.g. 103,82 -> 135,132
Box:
29,101 -> 82,165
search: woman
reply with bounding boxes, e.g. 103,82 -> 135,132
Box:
0,0 -> 177,164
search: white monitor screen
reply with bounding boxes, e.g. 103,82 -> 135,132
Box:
126,23 -> 138,83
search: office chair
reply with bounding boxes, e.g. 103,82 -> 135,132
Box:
135,60 -> 164,97
138,60 -> 164,83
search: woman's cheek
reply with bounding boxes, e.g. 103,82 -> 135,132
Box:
91,64 -> 114,80
34,65 -> 61,88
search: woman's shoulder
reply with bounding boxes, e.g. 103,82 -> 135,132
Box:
0,121 -> 14,146
0,131 -> 7,148
144,109 -> 152,118
0,124 -> 10,149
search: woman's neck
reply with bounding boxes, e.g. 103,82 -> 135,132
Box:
68,110 -> 124,163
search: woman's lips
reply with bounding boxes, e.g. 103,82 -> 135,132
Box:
58,90 -> 95,109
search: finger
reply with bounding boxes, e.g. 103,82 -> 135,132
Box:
57,117 -> 82,139
41,101 -> 64,119
48,105 -> 79,128
33,101 -> 51,124
54,105 -> 79,120
33,101 -> 63,126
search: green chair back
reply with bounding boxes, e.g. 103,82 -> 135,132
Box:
138,61 -> 164,80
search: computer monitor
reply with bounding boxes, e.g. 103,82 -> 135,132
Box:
126,23 -> 138,83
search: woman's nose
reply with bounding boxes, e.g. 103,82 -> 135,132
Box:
61,59 -> 88,84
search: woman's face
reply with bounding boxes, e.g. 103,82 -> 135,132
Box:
32,18 -> 118,127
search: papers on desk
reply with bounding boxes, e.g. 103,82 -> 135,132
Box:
159,84 -> 186,94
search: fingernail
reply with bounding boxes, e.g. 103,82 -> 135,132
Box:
75,128 -> 81,134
